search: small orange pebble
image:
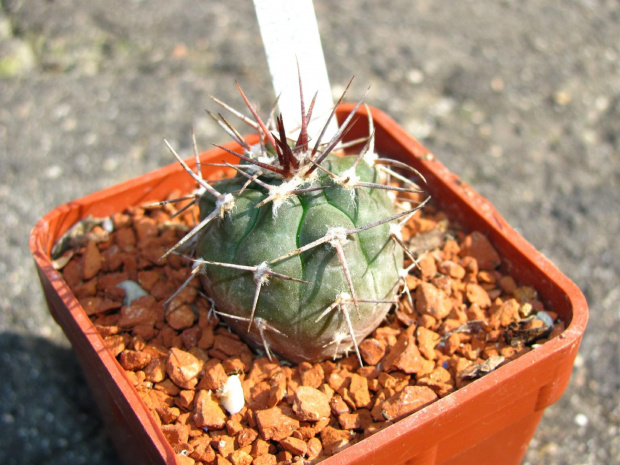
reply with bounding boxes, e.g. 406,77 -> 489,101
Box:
460,231 -> 501,271
58,202 -> 561,465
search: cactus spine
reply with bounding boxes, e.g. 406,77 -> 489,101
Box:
163,79 -> 427,364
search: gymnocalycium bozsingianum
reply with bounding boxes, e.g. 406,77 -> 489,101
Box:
160,77 -> 428,365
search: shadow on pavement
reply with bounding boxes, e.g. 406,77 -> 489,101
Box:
0,332 -> 118,465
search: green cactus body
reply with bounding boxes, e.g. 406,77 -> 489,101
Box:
197,154 -> 403,363
165,82 -> 426,364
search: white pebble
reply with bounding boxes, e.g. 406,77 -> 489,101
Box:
44,165 -> 63,180
574,413 -> 589,427
117,280 -> 148,306
219,375 -> 245,415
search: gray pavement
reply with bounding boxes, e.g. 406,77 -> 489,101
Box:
1,1 -> 618,464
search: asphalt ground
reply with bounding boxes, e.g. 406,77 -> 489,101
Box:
1,1 -> 618,464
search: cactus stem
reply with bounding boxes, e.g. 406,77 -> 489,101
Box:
314,160 -> 423,200
312,155 -> 422,200
169,82 -> 432,363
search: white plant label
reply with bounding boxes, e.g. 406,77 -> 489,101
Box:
253,0 -> 338,142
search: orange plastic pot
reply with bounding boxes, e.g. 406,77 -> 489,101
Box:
30,104 -> 588,465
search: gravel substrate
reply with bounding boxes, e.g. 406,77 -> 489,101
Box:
53,195 -> 563,464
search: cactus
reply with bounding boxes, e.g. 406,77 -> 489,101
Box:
162,79 -> 427,364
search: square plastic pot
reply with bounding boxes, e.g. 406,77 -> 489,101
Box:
30,104 -> 588,465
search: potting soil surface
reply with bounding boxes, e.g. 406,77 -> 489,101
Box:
51,197 -> 563,464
